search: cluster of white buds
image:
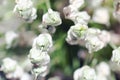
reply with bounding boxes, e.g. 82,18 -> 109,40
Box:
113,0 -> 120,22
111,47 -> 120,64
13,0 -> 37,22
73,65 -> 96,80
5,31 -> 18,49
1,58 -> 31,80
92,7 -> 110,25
28,33 -> 53,77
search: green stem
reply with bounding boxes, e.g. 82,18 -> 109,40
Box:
109,43 -> 117,49
45,0 -> 51,9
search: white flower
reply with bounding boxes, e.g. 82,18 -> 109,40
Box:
32,33 -> 53,51
14,0 -> 37,22
42,8 -> 62,27
32,65 -> 49,77
28,48 -> 50,65
85,36 -> 105,53
111,47 -> 120,64
20,73 -> 32,80
92,8 -> 110,25
96,62 -> 110,77
73,66 -> 96,80
66,24 -> 88,45
74,11 -> 90,24
96,74 -> 107,80
1,58 -> 17,73
69,0 -> 84,9
87,0 -> 103,8
5,31 -> 18,48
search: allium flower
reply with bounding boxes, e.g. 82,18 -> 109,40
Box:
87,0 -> 104,8
14,0 -> 37,22
85,36 -> 105,53
28,48 -> 50,65
73,66 -> 96,80
96,62 -> 110,77
32,33 -> 53,51
96,74 -> 107,80
32,65 -> 49,77
1,58 -> 17,73
92,8 -> 110,25
66,24 -> 88,45
111,47 -> 120,64
5,31 -> 18,48
42,8 -> 62,27
69,0 -> 84,9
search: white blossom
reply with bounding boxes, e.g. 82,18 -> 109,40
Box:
73,66 -> 96,80
1,58 -> 17,73
14,0 -> 37,22
42,8 -> 62,27
32,33 -> 53,51
28,47 -> 50,65
111,47 -> 120,64
32,65 -> 49,77
5,31 -> 18,48
69,0 -> 84,9
96,62 -> 110,77
66,24 -> 88,45
92,8 -> 110,25
96,74 -> 107,80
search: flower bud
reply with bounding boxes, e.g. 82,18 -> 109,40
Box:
28,48 -> 50,65
5,31 -> 18,48
92,8 -> 110,25
96,62 -> 110,77
33,33 -> 53,51
32,65 -> 49,77
1,58 -> 17,73
66,24 -> 88,45
69,0 -> 84,9
42,8 -> 62,27
74,66 -> 96,80
111,47 -> 120,64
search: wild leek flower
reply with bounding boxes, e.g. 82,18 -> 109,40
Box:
73,66 -> 96,80
14,0 -> 37,22
5,31 -> 18,48
111,47 -> 120,65
42,8 -> 62,27
32,33 -> 53,52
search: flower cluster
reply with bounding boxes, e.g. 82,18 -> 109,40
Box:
73,65 -> 96,80
65,0 -> 111,53
13,0 -> 37,22
1,58 -> 31,80
28,33 -> 53,77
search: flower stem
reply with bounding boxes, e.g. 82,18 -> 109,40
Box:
45,0 -> 51,9
109,43 -> 117,49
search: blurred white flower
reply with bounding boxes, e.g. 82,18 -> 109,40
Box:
113,0 -> 120,22
5,31 -> 18,48
1,58 -> 17,73
32,65 -> 49,77
32,33 -> 53,51
87,0 -> 103,9
92,8 -> 110,25
48,76 -> 61,80
28,47 -> 50,65
14,0 -> 37,22
42,8 -> 62,27
69,0 -> 84,9
111,47 -> 120,64
73,66 -> 96,80
96,62 -> 110,77
96,74 -> 107,80
21,73 -> 32,80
